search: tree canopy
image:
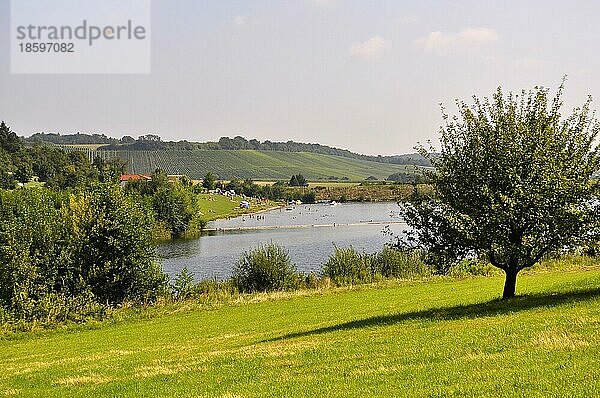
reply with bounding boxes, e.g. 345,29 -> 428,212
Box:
202,172 -> 217,190
400,82 -> 600,299
289,174 -> 307,187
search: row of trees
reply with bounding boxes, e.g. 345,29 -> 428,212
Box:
27,132 -> 121,145
0,125 -> 209,322
198,172 -> 316,203
386,171 -> 426,184
2,122 -> 205,240
0,122 -> 127,190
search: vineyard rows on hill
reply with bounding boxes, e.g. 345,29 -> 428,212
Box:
99,150 -> 422,180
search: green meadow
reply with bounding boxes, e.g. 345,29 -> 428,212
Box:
2,265 -> 600,397
196,193 -> 279,221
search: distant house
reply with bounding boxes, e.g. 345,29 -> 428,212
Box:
119,174 -> 152,188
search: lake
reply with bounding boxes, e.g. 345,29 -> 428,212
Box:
158,202 -> 407,280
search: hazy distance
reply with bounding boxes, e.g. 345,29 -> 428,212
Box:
2,0 -> 600,155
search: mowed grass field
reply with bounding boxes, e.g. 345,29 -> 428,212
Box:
2,268 -> 600,397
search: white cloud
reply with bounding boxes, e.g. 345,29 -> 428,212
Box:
350,36 -> 392,58
233,15 -> 247,26
414,27 -> 498,53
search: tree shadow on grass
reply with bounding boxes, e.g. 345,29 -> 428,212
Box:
266,287 -> 600,342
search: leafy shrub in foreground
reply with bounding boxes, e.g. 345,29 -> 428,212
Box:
322,246 -> 432,285
67,184 -> 168,305
0,184 -> 168,324
233,243 -> 298,292
172,267 -> 195,300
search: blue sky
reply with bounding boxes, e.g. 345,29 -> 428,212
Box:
1,0 -> 600,154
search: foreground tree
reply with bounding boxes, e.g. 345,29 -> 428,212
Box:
400,82 -> 600,299
0,184 -> 167,320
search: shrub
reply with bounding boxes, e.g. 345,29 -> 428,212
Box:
172,267 -> 195,300
322,246 -> 433,285
321,246 -> 373,285
152,184 -> 196,238
374,247 -> 431,279
232,243 -> 298,292
0,183 -> 169,324
581,241 -> 600,258
67,184 -> 168,305
301,272 -> 320,289
192,279 -> 237,303
301,191 -> 316,204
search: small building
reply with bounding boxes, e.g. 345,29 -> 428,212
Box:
119,174 -> 152,188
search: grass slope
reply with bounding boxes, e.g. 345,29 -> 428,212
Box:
196,193 -> 278,221
110,150 -> 420,180
2,269 -> 600,397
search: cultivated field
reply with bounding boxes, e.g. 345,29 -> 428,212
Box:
104,150 -> 422,181
2,266 -> 599,397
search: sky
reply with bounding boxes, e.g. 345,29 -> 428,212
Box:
1,0 -> 600,155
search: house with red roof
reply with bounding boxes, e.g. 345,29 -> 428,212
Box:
119,174 -> 152,188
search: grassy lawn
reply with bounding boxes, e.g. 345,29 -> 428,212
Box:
2,267 -> 600,397
197,193 -> 279,221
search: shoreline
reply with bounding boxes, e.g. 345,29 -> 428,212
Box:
203,220 -> 406,233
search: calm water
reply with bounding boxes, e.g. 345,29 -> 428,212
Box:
158,202 -> 407,280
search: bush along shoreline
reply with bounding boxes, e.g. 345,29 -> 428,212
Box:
3,234 -> 599,335
0,183 -> 168,330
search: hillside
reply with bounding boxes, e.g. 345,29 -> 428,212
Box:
105,149 -> 424,180
25,132 -> 431,166
2,267 -> 599,397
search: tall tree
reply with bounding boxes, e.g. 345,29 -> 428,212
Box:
0,121 -> 22,153
0,149 -> 15,189
202,172 -> 217,190
400,82 -> 600,299
93,156 -> 127,183
295,174 -> 308,187
12,150 -> 33,184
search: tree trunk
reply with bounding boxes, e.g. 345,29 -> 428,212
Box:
502,269 -> 518,299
